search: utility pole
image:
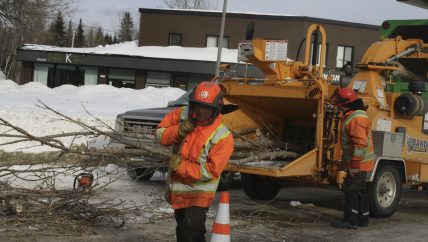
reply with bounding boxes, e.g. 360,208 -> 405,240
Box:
215,0 -> 227,78
71,30 -> 76,48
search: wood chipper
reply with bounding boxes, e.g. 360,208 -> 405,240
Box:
219,23 -> 428,218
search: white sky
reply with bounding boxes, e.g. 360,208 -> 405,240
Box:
74,0 -> 428,33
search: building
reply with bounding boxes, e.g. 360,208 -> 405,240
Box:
139,9 -> 379,70
17,43 -> 255,90
17,8 -> 380,89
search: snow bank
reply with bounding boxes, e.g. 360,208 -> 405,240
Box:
0,81 -> 185,153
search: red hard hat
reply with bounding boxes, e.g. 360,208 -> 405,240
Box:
188,82 -> 224,123
335,87 -> 357,106
189,82 -> 223,108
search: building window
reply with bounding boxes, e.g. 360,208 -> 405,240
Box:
55,65 -> 80,87
80,66 -> 98,85
173,75 -> 188,90
33,63 -> 53,86
206,35 -> 229,48
169,33 -> 182,46
109,68 -> 136,88
336,45 -> 354,68
146,71 -> 171,88
310,43 -> 328,66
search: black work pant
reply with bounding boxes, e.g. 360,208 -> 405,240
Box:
174,206 -> 209,242
343,171 -> 370,226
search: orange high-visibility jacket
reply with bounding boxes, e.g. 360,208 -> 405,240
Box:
341,110 -> 375,174
156,106 -> 234,209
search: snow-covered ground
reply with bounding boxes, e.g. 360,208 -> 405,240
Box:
0,75 -> 184,153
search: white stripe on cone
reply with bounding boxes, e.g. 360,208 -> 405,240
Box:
214,203 -> 229,224
210,233 -> 230,242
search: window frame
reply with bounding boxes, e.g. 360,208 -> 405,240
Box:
205,35 -> 229,48
168,33 -> 183,46
145,71 -> 172,88
336,45 -> 354,68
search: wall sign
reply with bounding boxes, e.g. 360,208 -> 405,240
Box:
407,136 -> 428,153
46,52 -> 81,64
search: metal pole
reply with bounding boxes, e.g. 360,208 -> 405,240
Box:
215,0 -> 227,78
71,30 -> 76,48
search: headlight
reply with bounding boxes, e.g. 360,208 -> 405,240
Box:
113,116 -> 124,132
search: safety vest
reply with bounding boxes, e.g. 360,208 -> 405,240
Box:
341,110 -> 375,173
156,106 -> 234,209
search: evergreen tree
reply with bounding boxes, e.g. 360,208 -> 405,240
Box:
66,20 -> 73,47
113,33 -> 118,44
75,18 -> 85,47
104,33 -> 113,45
48,11 -> 66,46
94,27 -> 104,46
117,12 -> 134,42
87,27 -> 95,47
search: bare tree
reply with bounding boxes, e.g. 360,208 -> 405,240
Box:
0,0 -> 79,79
0,0 -> 78,28
162,0 -> 218,9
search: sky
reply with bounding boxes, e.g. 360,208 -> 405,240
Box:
73,0 -> 428,33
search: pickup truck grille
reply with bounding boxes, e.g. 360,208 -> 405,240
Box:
123,118 -> 160,135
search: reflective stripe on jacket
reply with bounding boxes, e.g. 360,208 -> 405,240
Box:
156,106 -> 234,209
341,110 -> 374,173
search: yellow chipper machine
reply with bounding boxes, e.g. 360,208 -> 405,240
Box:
219,23 -> 428,218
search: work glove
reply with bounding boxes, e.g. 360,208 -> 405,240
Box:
178,119 -> 194,139
168,154 -> 181,171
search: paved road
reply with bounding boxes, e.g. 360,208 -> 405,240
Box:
105,175 -> 428,242
3,171 -> 428,241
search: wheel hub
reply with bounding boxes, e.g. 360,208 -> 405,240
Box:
376,171 -> 396,208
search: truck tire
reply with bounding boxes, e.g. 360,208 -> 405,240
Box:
241,173 -> 280,200
369,164 -> 402,218
126,165 -> 155,181
217,172 -> 234,191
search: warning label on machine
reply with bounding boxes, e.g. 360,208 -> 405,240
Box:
264,40 -> 288,61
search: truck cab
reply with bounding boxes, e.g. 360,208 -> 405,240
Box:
110,91 -> 190,180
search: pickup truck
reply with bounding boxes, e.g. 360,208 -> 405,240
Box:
110,89 -> 235,190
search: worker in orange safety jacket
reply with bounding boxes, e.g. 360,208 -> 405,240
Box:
331,87 -> 374,229
156,81 -> 234,242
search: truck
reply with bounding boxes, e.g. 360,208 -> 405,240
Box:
111,22 -> 428,218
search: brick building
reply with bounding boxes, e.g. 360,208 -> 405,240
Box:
17,8 -> 379,89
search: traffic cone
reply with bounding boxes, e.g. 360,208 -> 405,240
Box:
210,191 -> 231,242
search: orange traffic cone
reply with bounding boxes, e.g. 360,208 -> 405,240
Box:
210,191 -> 231,242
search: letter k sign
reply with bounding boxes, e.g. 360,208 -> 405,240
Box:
66,54 -> 72,63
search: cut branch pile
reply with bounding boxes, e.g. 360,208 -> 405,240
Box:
0,101 -> 302,231
0,101 -> 170,232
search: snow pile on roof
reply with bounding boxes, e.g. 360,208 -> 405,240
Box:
0,80 -> 185,153
22,41 -> 240,63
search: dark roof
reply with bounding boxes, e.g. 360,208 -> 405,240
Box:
139,8 -> 380,30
